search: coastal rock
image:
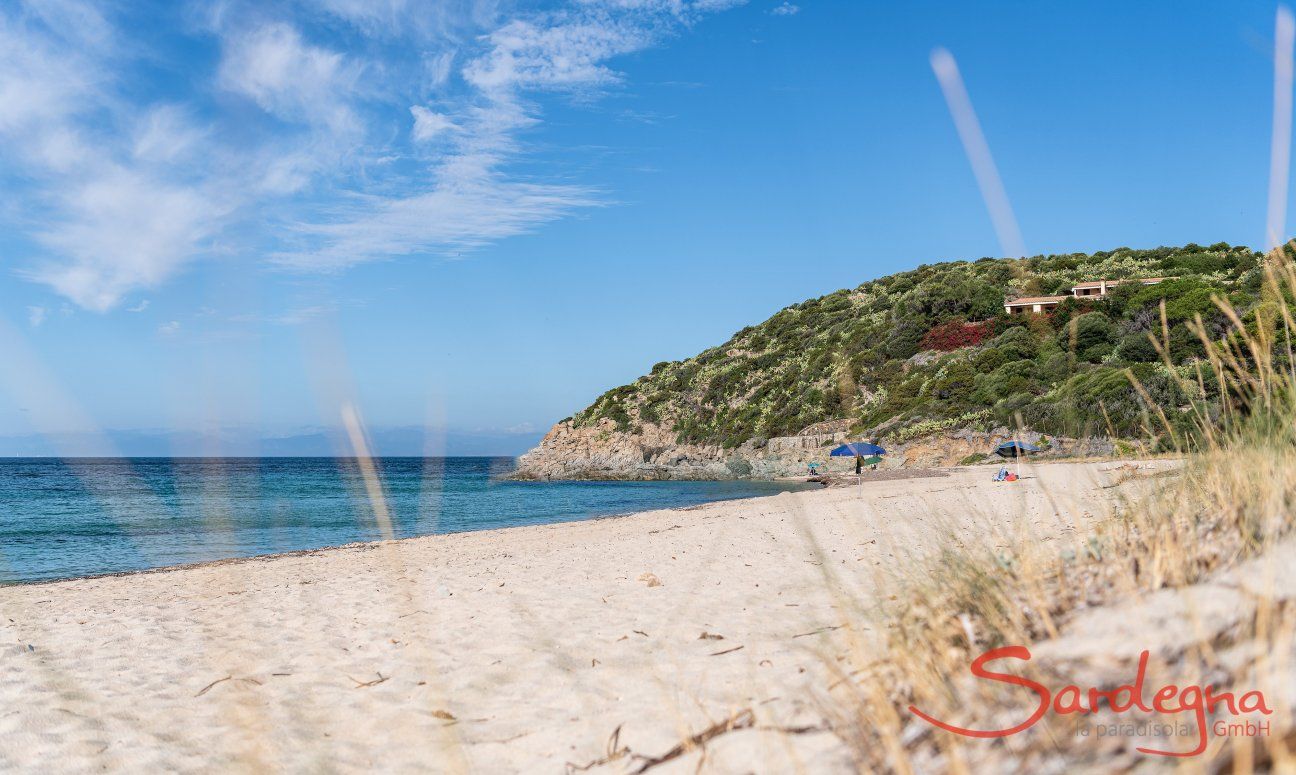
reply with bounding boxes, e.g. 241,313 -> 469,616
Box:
512,418 -> 742,481
511,417 -> 1111,481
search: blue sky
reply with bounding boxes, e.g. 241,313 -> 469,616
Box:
0,0 -> 1290,455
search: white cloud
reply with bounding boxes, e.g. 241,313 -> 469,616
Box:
0,1 -> 226,311
0,5 -> 104,145
770,2 -> 799,16
23,169 -> 223,312
278,0 -> 739,270
410,106 -> 458,141
24,0 -> 114,48
27,306 -> 47,328
424,51 -> 456,89
126,299 -> 149,313
132,106 -> 206,163
274,180 -> 600,269
307,0 -> 493,40
157,320 -> 181,336
0,0 -> 746,307
463,18 -> 641,93
217,22 -> 361,133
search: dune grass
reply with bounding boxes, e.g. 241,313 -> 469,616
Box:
826,250 -> 1296,772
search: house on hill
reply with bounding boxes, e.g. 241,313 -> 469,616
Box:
1070,277 -> 1164,298
1004,277 -> 1164,315
1003,295 -> 1069,315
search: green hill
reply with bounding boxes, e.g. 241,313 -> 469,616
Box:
570,242 -> 1269,450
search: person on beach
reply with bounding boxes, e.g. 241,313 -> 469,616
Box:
855,455 -> 864,474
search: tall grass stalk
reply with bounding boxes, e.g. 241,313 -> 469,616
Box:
832,249 -> 1296,772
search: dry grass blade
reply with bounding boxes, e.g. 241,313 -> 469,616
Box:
348,672 -> 389,688
194,675 -> 232,697
826,250 -> 1296,772
630,709 -> 755,773
565,724 -> 629,773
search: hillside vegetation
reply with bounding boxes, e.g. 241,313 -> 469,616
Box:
572,243 -> 1272,449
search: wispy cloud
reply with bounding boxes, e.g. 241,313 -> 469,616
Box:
26,306 -> 47,328
229,303 -> 340,326
270,0 -> 744,270
770,2 -> 799,16
23,169 -> 225,311
0,0 -> 746,310
0,1 -> 228,312
217,22 -> 362,134
409,106 -> 459,142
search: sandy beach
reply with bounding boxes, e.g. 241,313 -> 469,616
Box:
0,459 -> 1158,773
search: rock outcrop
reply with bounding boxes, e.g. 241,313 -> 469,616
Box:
510,418 -> 1115,481
510,418 -> 776,480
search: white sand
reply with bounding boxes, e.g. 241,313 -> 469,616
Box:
0,460 -> 1157,773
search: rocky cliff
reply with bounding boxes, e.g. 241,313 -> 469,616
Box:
511,418 -> 770,480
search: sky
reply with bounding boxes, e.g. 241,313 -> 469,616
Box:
0,0 -> 1291,456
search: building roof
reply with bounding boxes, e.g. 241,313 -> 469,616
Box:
1004,295 -> 1068,306
1072,277 -> 1165,289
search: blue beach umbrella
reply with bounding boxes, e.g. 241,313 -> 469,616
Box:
830,442 -> 887,457
995,441 -> 1040,458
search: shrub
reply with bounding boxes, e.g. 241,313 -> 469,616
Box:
928,361 -> 977,400
971,347 -> 1008,373
1067,312 -> 1117,356
988,327 -> 1038,361
920,320 -> 991,351
1114,332 -> 1159,363
972,359 -> 1043,404
1128,277 -> 1223,321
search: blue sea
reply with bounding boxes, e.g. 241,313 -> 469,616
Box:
0,457 -> 809,584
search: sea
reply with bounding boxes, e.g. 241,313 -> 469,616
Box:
0,457 -> 809,584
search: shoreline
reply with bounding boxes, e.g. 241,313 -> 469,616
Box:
2,459 -> 1127,588
0,459 -> 1161,772
2,484 -> 812,589
2,472 -> 819,588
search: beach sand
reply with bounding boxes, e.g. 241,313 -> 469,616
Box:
0,459 -> 1162,773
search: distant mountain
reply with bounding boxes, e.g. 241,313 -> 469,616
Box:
0,426 -> 542,458
515,242 -> 1267,479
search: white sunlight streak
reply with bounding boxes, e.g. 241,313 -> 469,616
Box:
341,402 -> 396,541
930,47 -> 1027,258
0,312 -> 171,561
1268,6 -> 1295,250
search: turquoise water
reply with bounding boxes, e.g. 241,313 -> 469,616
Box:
0,458 -> 810,584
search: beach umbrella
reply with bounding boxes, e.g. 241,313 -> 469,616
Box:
995,440 -> 1040,481
994,441 -> 1040,459
830,442 -> 886,495
829,442 -> 887,457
